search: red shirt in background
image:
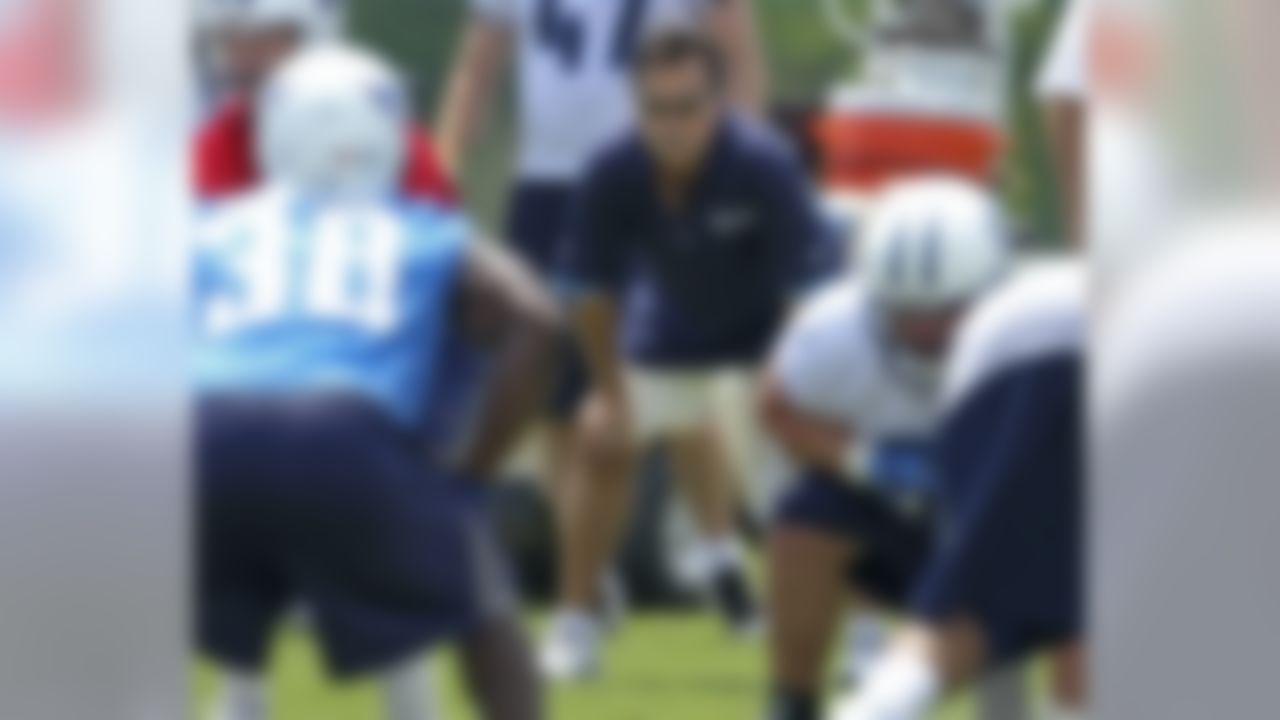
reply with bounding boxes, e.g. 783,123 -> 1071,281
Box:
193,97 -> 458,204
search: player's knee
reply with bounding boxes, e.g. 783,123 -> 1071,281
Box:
576,430 -> 634,480
769,523 -> 855,569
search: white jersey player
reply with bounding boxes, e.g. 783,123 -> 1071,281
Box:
438,0 -> 765,191
469,0 -> 718,180
762,177 -> 1011,720
832,259 -> 1084,720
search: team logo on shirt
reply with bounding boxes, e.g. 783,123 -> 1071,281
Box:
706,206 -> 756,240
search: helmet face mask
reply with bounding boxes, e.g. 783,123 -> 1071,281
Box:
876,300 -> 967,361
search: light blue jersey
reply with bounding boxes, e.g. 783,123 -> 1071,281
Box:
194,188 -> 470,427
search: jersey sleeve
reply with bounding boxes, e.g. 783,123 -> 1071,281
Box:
469,0 -> 518,26
771,286 -> 862,421
560,155 -> 630,295
400,125 -> 458,206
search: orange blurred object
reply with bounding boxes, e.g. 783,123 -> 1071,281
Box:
814,110 -> 1003,192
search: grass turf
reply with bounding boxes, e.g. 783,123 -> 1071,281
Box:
195,612 -> 978,719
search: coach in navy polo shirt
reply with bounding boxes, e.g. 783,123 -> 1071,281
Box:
541,28 -> 834,678
565,52 -> 829,368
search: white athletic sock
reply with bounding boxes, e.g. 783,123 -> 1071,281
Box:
552,607 -> 600,639
380,656 -> 438,720
978,664 -> 1030,720
834,649 -> 941,720
849,614 -> 888,654
698,535 -> 745,577
843,613 -> 890,683
597,568 -> 629,631
207,669 -> 267,720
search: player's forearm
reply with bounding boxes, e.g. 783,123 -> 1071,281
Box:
574,295 -> 627,400
457,310 -> 562,478
760,376 -> 850,474
435,21 -> 510,177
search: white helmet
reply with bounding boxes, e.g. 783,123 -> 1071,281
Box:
861,176 -> 1010,309
257,44 -> 408,199
196,0 -> 346,41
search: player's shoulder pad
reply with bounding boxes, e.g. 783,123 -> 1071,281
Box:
782,278 -> 879,367
943,258 -> 1085,407
792,276 -> 865,331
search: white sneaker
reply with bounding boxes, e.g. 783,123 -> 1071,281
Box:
539,610 -> 602,681
837,614 -> 889,688
829,690 -> 872,720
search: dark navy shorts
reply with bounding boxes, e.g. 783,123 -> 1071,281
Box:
774,470 -> 934,606
197,395 -> 512,677
911,355 -> 1082,664
506,180 -> 587,420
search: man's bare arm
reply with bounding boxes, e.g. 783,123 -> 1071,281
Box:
573,293 -> 627,402
435,17 -> 513,177
452,241 -> 563,478
1045,99 -> 1085,249
706,0 -> 769,115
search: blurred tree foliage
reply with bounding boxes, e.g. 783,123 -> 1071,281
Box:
350,0 -> 1066,244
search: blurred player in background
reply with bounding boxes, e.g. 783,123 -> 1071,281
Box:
194,45 -> 557,720
1037,0 -> 1088,709
810,0 -> 1009,232
193,0 -> 455,203
434,0 -> 766,629
548,30 -> 834,680
760,177 -> 1010,720
831,256 -> 1083,720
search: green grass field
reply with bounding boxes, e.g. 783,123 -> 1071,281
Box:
195,612 -> 979,719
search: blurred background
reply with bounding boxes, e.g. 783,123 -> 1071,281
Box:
348,0 -> 1067,245
182,2 -> 1076,718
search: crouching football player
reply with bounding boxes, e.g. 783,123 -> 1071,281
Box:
832,257 -> 1084,720
761,177 -> 1011,720
194,46 -> 556,720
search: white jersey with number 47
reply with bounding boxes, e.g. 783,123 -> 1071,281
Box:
473,0 -> 714,181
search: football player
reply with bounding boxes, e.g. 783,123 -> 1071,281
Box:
193,0 -> 455,203
831,256 -> 1084,720
761,177 -> 1010,720
195,45 -> 556,720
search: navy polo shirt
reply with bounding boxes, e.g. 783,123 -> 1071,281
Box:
563,113 -> 835,367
